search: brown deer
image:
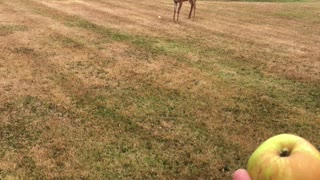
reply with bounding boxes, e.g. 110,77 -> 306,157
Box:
173,0 -> 196,22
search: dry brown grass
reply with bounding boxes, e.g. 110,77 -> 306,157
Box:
0,0 -> 319,178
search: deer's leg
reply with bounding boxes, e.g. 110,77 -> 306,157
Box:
193,0 -> 196,19
188,0 -> 194,19
177,2 -> 183,22
173,2 -> 177,21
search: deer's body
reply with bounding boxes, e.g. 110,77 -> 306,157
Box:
173,0 -> 196,22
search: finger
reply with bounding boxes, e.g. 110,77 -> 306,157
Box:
232,169 -> 251,180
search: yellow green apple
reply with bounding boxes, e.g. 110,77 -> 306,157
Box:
247,134 -> 320,180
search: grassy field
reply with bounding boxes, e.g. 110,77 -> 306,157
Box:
0,0 -> 319,178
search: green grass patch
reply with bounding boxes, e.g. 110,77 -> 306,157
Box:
0,24 -> 27,36
0,96 -> 59,149
49,33 -> 85,49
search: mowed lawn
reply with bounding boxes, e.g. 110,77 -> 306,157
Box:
0,0 -> 319,178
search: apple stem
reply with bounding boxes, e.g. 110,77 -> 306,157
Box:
280,148 -> 290,157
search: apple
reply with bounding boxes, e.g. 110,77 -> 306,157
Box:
247,134 -> 320,180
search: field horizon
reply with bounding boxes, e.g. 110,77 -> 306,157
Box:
0,0 -> 319,178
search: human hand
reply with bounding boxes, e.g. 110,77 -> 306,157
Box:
232,169 -> 251,180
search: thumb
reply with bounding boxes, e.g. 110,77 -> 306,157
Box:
232,169 -> 251,180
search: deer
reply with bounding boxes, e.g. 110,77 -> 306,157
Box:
173,0 -> 196,22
